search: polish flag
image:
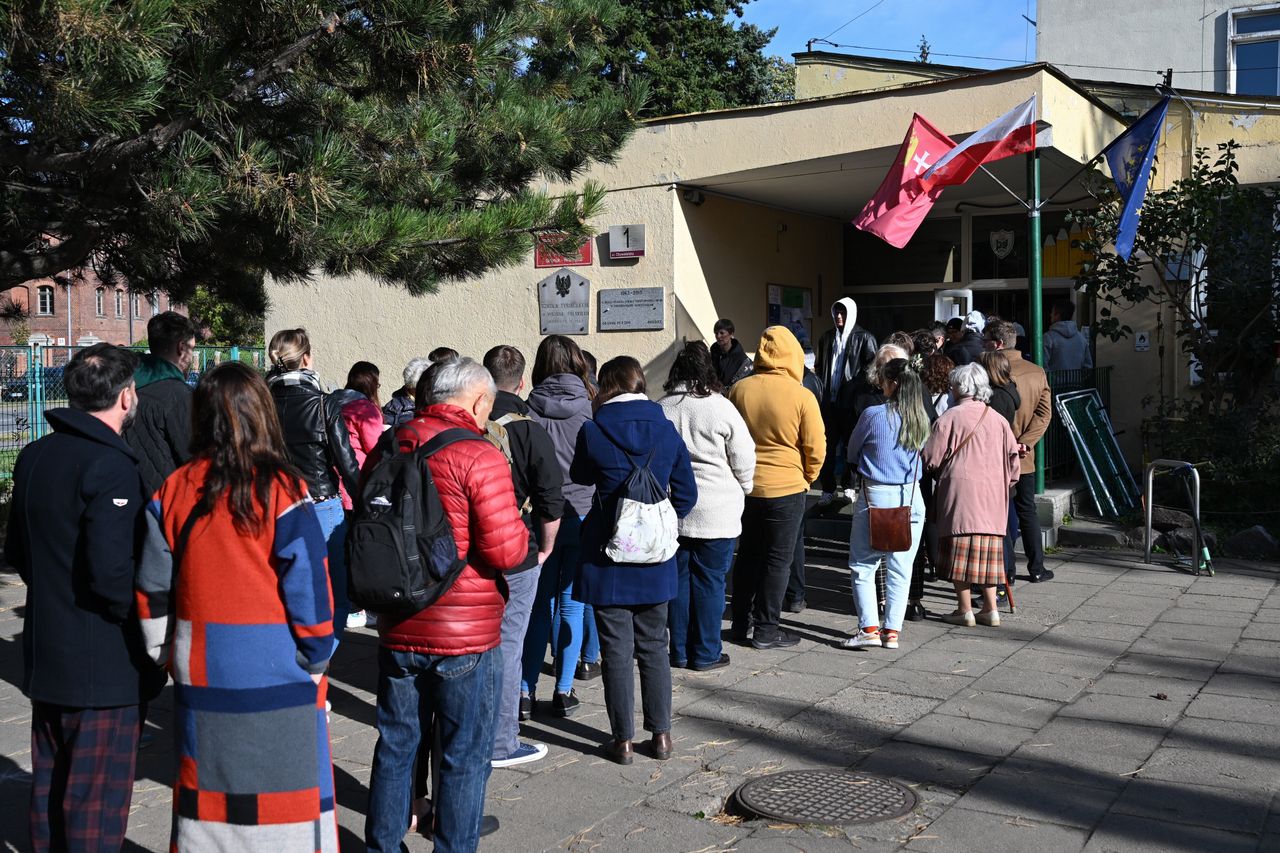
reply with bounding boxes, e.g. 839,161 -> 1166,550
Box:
921,96 -> 1037,189
853,114 -> 957,249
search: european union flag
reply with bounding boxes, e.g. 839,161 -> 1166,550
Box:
1104,97 -> 1170,261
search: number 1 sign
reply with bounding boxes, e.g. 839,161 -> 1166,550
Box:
608,224 -> 646,259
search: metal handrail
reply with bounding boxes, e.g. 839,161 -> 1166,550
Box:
1143,459 -> 1211,576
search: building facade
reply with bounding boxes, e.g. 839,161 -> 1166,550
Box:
265,54 -> 1280,468
1038,0 -> 1280,96
1,267 -> 184,347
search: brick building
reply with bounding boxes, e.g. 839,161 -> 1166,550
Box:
1,266 -> 185,347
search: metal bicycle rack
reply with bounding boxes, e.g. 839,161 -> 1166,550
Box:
1143,459 -> 1213,576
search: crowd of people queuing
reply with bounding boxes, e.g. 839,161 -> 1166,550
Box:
5,295 -> 1082,852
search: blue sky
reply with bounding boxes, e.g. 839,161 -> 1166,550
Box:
739,0 -> 1039,70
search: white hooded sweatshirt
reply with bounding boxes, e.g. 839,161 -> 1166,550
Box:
828,296 -> 859,398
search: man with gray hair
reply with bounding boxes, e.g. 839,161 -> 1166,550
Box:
366,357 -> 529,851
383,355 -> 433,428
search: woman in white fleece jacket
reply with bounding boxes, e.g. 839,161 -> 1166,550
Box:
659,342 -> 756,671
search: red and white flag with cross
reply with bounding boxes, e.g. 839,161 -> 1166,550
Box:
852,114 -> 957,249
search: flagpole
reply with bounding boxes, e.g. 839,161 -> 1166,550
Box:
1027,148 -> 1046,496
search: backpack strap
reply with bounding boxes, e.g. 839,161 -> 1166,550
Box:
420,427 -> 487,458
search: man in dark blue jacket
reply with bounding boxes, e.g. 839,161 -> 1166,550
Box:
5,343 -> 165,852
124,311 -> 197,494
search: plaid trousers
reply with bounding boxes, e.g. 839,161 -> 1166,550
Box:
30,701 -> 141,853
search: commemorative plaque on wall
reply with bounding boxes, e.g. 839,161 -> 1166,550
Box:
538,268 -> 590,335
599,287 -> 664,331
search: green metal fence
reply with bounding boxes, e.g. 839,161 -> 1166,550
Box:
1044,366 -> 1114,484
0,344 -> 265,478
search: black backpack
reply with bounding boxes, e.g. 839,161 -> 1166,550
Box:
346,427 -> 484,615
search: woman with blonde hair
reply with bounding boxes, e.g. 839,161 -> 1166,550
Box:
842,358 -> 929,650
266,328 -> 361,641
922,364 -> 1020,628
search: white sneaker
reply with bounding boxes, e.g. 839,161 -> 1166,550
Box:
976,610 -> 1001,627
491,741 -> 549,768
346,610 -> 369,630
818,491 -> 835,507
942,610 -> 976,627
840,629 -> 882,649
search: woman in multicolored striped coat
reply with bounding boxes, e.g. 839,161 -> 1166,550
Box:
137,362 -> 336,852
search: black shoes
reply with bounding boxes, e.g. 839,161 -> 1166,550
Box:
1029,569 -> 1055,583
751,630 -> 800,650
552,690 -> 580,717
648,732 -> 673,761
905,602 -> 927,622
606,739 -> 634,765
690,654 -> 731,672
575,660 -> 601,681
518,694 -> 532,721
782,599 -> 807,614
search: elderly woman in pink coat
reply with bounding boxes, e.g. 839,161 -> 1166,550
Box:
921,363 -> 1021,628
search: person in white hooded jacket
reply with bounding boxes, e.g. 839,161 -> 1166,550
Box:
813,297 -> 878,504
1043,300 -> 1093,371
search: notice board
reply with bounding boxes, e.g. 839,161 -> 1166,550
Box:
766,284 -> 814,350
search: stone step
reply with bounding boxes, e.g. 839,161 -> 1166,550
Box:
1056,518 -> 1137,549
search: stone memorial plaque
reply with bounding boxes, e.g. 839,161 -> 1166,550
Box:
599,287 -> 664,331
538,268 -> 590,335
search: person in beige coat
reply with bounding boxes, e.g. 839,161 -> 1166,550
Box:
922,364 -> 1021,627
660,342 -> 756,670
984,320 -> 1055,583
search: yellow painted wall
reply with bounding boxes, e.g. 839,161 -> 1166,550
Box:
672,193 -> 842,354
795,55 -> 969,100
266,180 -> 679,393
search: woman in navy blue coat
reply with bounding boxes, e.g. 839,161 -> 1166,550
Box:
571,356 -> 697,765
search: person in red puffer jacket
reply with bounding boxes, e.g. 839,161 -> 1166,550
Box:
365,357 -> 527,853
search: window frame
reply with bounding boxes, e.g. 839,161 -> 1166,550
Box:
36,285 -> 54,316
95,286 -> 105,317
1229,4 -> 1280,95
115,289 -> 124,318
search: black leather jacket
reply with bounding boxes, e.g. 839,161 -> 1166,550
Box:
270,380 -> 361,500
814,325 -> 879,410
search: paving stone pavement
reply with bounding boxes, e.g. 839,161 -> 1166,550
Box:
1,542 -> 1278,852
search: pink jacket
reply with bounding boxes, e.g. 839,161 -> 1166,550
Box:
922,398 -> 1020,537
340,397 -> 386,510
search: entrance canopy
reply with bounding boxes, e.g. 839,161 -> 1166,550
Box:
654,64 -> 1127,221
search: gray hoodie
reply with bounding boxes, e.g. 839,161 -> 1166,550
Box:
1044,320 -> 1093,371
527,374 -> 596,517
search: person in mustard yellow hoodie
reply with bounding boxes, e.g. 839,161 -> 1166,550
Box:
727,326 -> 827,649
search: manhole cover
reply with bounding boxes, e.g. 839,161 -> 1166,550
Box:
733,770 -> 917,826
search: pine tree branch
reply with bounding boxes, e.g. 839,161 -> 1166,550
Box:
0,227 -> 101,284
8,12 -> 343,176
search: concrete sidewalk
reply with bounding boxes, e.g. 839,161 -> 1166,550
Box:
1,542 -> 1277,852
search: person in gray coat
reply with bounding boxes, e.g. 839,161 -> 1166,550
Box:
521,335 -> 597,718
1043,300 -> 1093,371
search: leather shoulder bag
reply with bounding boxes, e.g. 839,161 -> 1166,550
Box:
867,454 -> 919,553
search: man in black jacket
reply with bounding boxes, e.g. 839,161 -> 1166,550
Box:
812,298 -> 878,504
6,344 -> 165,852
482,345 -> 564,768
710,319 -> 752,391
125,311 -> 197,494
944,313 -> 986,365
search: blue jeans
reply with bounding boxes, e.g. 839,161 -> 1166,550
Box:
313,497 -> 349,644
521,513 -> 584,696
580,604 -> 600,665
493,565 -> 540,761
365,647 -> 500,853
848,482 -> 925,632
670,537 -> 736,667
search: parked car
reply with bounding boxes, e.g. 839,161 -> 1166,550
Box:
2,366 -> 66,402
